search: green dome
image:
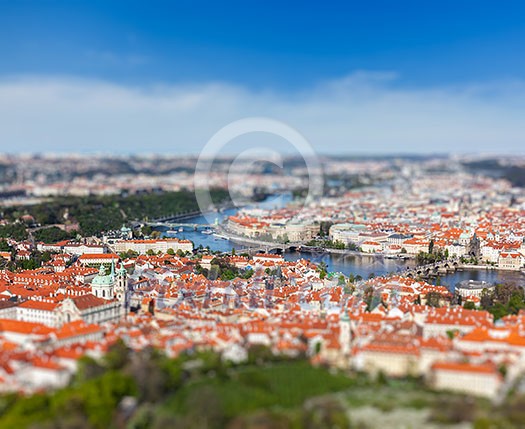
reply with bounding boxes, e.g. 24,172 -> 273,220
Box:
92,265 -> 115,286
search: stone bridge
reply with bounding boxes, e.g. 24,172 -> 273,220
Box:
402,259 -> 460,279
238,243 -> 305,256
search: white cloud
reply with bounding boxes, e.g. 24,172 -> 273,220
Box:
0,73 -> 524,155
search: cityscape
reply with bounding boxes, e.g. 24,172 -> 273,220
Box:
2,2 -> 525,429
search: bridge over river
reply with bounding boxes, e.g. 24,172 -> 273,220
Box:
401,259 -> 461,279
145,221 -> 212,230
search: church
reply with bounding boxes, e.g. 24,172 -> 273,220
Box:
90,261 -> 128,302
12,261 -> 130,328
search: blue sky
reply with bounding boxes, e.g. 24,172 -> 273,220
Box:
1,1 -> 525,154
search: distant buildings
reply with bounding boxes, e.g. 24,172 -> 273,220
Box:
455,280 -> 495,298
498,252 -> 523,271
112,238 -> 193,254
227,216 -> 318,242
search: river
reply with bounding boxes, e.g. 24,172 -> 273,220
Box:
157,194 -> 525,290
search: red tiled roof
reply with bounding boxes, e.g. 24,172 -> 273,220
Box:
432,361 -> 499,375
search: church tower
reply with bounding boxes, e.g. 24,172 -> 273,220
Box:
114,263 -> 128,302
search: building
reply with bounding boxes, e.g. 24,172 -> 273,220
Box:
354,342 -> 420,377
63,243 -> 106,256
455,280 -> 495,299
429,361 -> 503,399
58,294 -> 123,325
112,239 -> 193,254
78,253 -> 120,267
387,234 -> 413,246
90,262 -> 128,302
329,223 -> 365,245
253,254 -> 284,265
361,241 -> 382,253
16,300 -> 61,327
498,252 -> 523,271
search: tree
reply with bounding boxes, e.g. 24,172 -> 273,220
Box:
317,261 -> 328,280
104,339 -> 130,370
0,239 -> 11,251
242,268 -> 254,279
0,223 -> 28,241
489,303 -> 507,321
363,286 -> 376,311
141,225 -> 153,236
507,292 -> 525,314
480,288 -> 493,309
319,221 -> 333,237
33,226 -> 73,243
426,291 -> 444,308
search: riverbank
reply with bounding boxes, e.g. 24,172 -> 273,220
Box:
219,228 -> 415,259
151,191 -> 525,288
458,263 -> 525,274
320,247 -> 415,260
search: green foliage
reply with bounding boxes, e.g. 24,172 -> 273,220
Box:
7,250 -> 53,271
416,248 -> 447,265
0,223 -> 28,241
0,371 -> 136,429
346,242 -> 359,251
316,261 -> 328,280
119,250 -> 139,259
3,189 -> 230,237
318,221 -> 333,237
33,226 -> 74,243
306,239 -> 346,250
205,257 -> 252,281
0,239 -> 11,252
460,255 -> 479,264
480,283 -> 525,320
104,339 -> 130,370
426,291 -> 445,308
163,360 -> 354,423
463,301 -> 476,310
8,348 -> 525,429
